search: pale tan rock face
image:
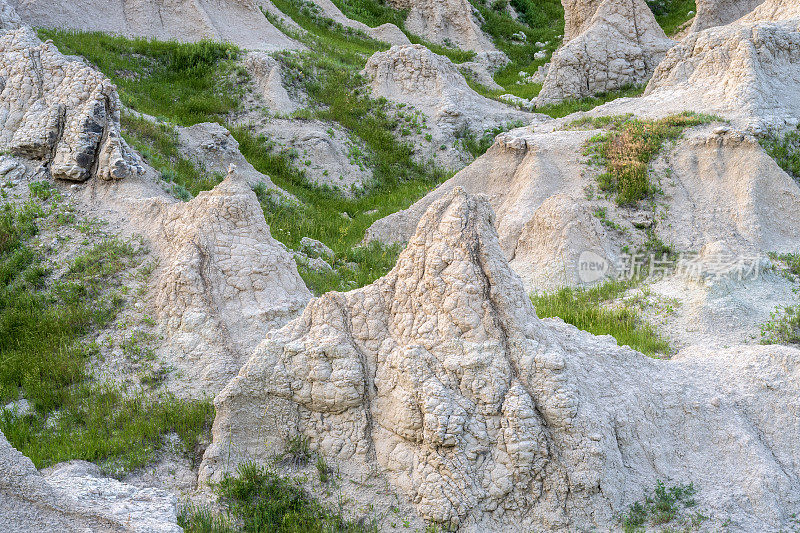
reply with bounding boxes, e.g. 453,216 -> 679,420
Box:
0,28 -> 140,181
691,0 -> 765,32
736,0 -> 800,22
2,430 -> 181,532
387,0 -> 496,53
201,188 -> 800,531
362,45 -> 541,150
562,0 -> 604,42
642,18 -> 800,132
0,0 -> 20,29
10,0 -> 300,51
134,169 -> 311,397
538,0 -> 674,104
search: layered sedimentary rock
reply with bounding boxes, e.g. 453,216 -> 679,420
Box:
305,0 -> 410,46
201,188 -> 800,530
387,0 -> 496,53
537,0 -> 674,104
737,0 -> 800,22
561,0 -> 603,41
10,0 -> 300,51
1,431 -> 180,532
641,17 -> 800,131
690,0 -> 765,31
0,28 -> 140,181
363,45 -> 539,144
135,168 -> 311,397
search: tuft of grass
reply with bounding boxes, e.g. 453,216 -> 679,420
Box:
0,193 -> 213,474
584,113 -> 718,205
760,126 -> 800,181
39,30 -> 243,126
531,280 -> 671,356
180,462 -> 376,533
622,480 -> 700,532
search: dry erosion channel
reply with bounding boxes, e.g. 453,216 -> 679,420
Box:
2,0 -> 800,531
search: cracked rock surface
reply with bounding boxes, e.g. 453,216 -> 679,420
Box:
201,188 -> 800,531
691,0 -> 765,31
2,430 -> 181,532
134,168 -> 311,397
0,27 -> 140,182
538,0 -> 674,104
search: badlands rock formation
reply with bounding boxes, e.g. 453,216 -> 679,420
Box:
638,16 -> 800,131
388,0 -> 497,54
2,431 -> 181,532
202,189 -> 800,531
367,124 -> 800,290
537,0 -> 674,104
244,51 -> 300,115
691,0 -> 765,31
305,0 -> 411,46
561,0 -> 602,42
135,168 -> 310,397
737,0 -> 800,22
363,45 -> 540,152
0,28 -> 140,182
0,0 -> 20,29
10,0 -> 300,51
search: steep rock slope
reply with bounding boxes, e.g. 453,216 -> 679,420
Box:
691,0 -> 765,31
132,168 -> 311,397
201,189 -> 800,531
1,431 -> 181,532
10,0 -> 300,51
366,124 -> 800,290
637,16 -> 800,131
537,0 -> 674,104
387,0 -> 497,53
363,44 -> 542,160
737,0 -> 800,22
0,28 -> 141,182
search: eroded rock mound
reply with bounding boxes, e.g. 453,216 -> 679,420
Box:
387,0 -> 496,53
2,430 -> 180,532
691,0 -> 765,31
10,0 -> 300,51
0,28 -> 140,181
0,0 -> 21,30
363,45 -> 539,153
305,0 -> 411,46
642,17 -> 800,131
201,188 -> 800,530
135,168 -> 311,397
538,0 -> 674,104
737,0 -> 800,22
562,0 -> 603,41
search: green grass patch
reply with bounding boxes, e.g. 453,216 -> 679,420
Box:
583,113 -> 718,205
647,0 -> 697,36
39,29 -> 244,126
0,189 -> 212,474
621,480 -> 703,532
531,280 -> 671,356
180,462 -> 376,533
760,126 -> 800,181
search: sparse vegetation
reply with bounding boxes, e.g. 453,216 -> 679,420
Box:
583,113 -> 718,205
180,462 -> 376,533
531,279 -> 671,356
647,0 -> 697,36
760,126 -> 800,181
0,187 -> 212,475
621,480 -> 703,532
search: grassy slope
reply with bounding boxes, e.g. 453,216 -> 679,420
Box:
0,183 -> 211,473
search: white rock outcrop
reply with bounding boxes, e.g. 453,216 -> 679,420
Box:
243,52 -> 300,115
366,124 -> 800,290
640,17 -> 800,132
561,0 -> 603,42
537,0 -> 674,104
2,431 -> 180,532
135,168 -> 311,397
0,0 -> 20,30
387,0 -> 496,53
0,28 -> 140,181
10,0 -> 300,51
363,45 -> 540,145
736,0 -> 800,22
690,0 -> 765,31
201,188 -> 800,531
